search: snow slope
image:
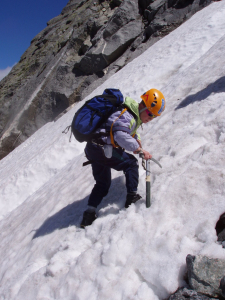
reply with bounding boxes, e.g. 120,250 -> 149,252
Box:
0,2 -> 225,299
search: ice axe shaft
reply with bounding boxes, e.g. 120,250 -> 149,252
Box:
146,160 -> 151,208
146,157 -> 162,208
139,153 -> 162,208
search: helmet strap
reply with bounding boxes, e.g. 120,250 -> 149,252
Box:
139,107 -> 149,114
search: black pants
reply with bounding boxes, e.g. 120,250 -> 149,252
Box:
85,142 -> 139,208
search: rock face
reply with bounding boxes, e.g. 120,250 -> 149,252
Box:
73,0 -> 142,74
0,0 -> 211,159
168,253 -> 225,299
186,255 -> 225,299
169,287 -> 216,299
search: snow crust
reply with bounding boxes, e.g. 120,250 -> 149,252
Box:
0,2 -> 225,299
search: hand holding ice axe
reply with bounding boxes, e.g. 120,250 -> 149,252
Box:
139,152 -> 162,208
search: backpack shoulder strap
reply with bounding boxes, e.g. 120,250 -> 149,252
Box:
110,108 -> 127,148
94,94 -> 118,104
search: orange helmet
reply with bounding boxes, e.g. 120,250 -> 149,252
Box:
140,89 -> 165,116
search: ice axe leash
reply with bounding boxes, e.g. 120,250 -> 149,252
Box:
139,153 -> 162,208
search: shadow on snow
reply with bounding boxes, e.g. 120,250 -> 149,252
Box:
32,175 -> 126,239
175,75 -> 225,110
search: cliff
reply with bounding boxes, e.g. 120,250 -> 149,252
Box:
0,0 -> 211,159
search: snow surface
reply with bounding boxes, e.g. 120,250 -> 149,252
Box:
1,2 -> 225,299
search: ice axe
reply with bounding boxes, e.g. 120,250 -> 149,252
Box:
139,153 -> 162,208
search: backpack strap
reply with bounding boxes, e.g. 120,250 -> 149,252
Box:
110,108 -> 127,148
94,94 -> 118,104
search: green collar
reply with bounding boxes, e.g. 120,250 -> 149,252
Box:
124,97 -> 142,127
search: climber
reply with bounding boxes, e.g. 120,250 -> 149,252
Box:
80,88 -> 166,228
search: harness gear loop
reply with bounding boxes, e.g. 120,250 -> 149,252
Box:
62,125 -> 73,142
110,108 -> 127,148
62,125 -> 71,134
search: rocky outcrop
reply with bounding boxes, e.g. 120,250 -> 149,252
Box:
169,254 -> 225,300
186,255 -> 225,299
169,214 -> 225,300
169,287 -> 217,299
0,0 -> 211,159
73,0 -> 142,74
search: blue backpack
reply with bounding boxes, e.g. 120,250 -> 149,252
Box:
72,88 -> 124,143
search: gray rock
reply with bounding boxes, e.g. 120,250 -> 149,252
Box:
103,19 -> 143,61
144,0 -> 167,23
110,0 -> 123,8
148,0 -> 167,11
139,0 -> 154,11
186,254 -> 225,298
103,0 -> 139,39
218,228 -> 225,242
74,52 -> 108,75
169,287 -> 217,299
220,277 -> 225,298
162,7 -> 189,23
75,19 -> 142,74
169,287 -> 216,299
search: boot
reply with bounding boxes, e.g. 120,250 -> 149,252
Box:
80,210 -> 97,228
125,193 -> 142,208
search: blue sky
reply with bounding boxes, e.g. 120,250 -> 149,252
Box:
0,0 -> 68,80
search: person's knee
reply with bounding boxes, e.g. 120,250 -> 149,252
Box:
123,158 -> 139,178
129,156 -> 139,171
